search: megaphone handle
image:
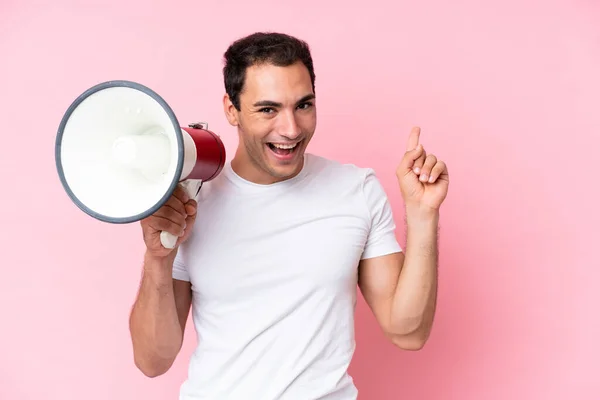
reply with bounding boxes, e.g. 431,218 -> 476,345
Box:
160,179 -> 203,249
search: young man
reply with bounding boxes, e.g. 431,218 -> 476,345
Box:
129,32 -> 449,399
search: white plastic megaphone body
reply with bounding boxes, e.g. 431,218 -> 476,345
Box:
55,80 -> 226,249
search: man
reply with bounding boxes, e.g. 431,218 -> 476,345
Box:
129,32 -> 449,399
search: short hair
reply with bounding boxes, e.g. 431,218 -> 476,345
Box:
223,32 -> 316,110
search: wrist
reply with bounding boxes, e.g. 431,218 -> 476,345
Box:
405,204 -> 439,227
143,251 -> 176,282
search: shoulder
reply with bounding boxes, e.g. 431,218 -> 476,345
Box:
194,167 -> 232,202
305,153 -> 382,192
305,154 -> 393,215
305,153 -> 374,183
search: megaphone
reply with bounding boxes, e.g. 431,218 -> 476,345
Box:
55,80 -> 226,249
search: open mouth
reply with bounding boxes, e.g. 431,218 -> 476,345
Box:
266,141 -> 301,158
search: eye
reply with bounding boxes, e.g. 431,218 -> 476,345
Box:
297,102 -> 313,110
259,107 -> 275,114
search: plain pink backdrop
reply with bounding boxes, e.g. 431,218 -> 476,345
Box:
1,0 -> 599,399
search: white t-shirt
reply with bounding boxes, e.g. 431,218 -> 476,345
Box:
172,153 -> 402,400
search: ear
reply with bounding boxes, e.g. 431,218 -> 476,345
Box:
223,94 -> 239,127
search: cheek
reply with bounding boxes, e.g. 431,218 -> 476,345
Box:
242,121 -> 272,147
298,112 -> 317,131
249,118 -> 275,139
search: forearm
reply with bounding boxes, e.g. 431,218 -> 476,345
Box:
390,207 -> 439,341
129,252 -> 183,376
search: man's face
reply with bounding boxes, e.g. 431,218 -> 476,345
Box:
224,61 -> 316,184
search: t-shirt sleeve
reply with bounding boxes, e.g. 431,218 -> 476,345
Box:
172,244 -> 191,282
361,168 -> 403,260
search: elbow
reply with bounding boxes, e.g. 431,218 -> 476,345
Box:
386,319 -> 432,351
390,332 -> 429,351
134,355 -> 174,378
135,362 -> 169,378
137,365 -> 167,379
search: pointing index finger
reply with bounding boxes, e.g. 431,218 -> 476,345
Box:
406,126 -> 421,151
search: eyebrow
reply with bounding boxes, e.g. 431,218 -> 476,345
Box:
252,94 -> 315,108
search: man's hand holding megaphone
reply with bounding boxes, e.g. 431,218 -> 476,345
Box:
140,184 -> 198,258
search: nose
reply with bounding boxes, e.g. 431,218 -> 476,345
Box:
277,109 -> 302,140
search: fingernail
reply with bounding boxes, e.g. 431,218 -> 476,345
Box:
420,174 -> 428,182
414,167 -> 420,174
429,176 -> 435,183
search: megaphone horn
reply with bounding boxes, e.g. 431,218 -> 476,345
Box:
55,80 -> 226,249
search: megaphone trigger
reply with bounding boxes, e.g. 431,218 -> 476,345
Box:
159,179 -> 203,249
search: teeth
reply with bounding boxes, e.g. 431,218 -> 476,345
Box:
272,143 -> 297,149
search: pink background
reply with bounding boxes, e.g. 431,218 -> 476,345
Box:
1,1 -> 599,399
